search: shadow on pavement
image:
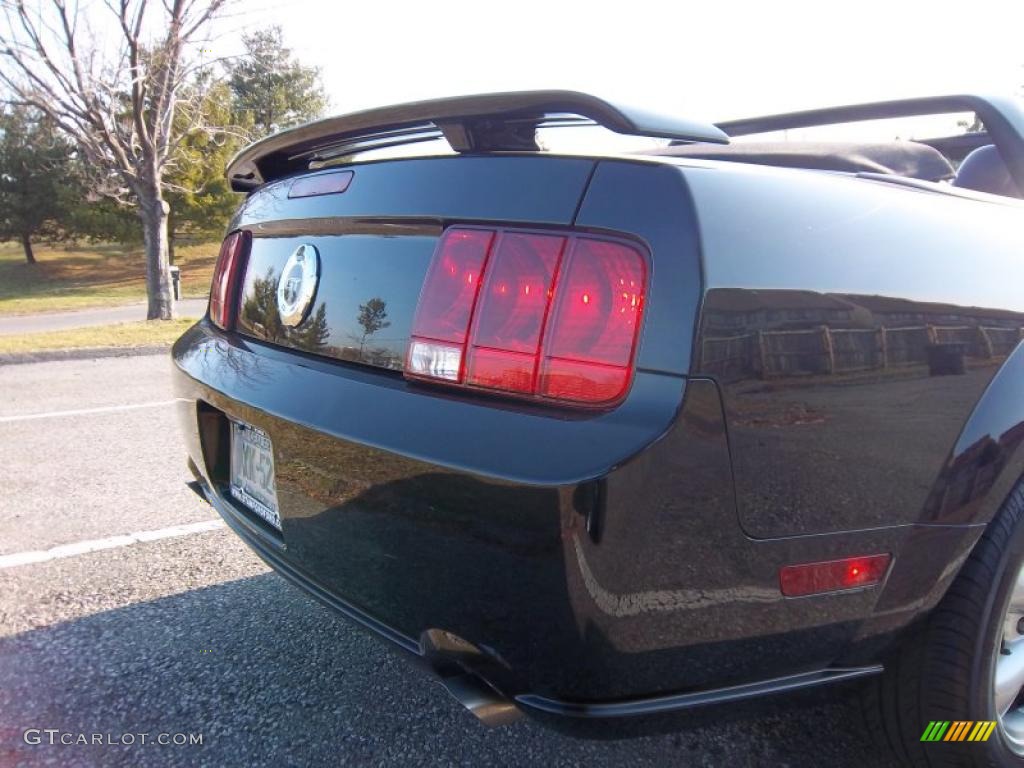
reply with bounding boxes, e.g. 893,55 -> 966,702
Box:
0,573 -> 897,767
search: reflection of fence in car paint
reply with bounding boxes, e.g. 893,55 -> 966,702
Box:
701,325 -> 1024,380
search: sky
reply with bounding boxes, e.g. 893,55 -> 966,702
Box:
218,0 -> 1024,132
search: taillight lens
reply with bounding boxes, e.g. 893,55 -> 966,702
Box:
540,238 -> 645,403
466,233 -> 565,394
406,227 -> 647,407
209,230 -> 251,330
407,229 -> 493,381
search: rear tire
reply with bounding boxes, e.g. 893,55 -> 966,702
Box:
865,479 -> 1024,767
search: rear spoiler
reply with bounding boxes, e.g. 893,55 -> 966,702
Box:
226,90 -> 730,191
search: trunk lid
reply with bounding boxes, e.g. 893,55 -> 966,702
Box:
232,155 -> 596,369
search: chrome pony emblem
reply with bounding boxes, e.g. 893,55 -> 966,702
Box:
277,244 -> 320,327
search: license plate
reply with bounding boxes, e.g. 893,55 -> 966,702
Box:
229,421 -> 281,530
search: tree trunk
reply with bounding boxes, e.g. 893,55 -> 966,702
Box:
167,210 -> 176,265
21,234 -> 36,264
138,192 -> 175,320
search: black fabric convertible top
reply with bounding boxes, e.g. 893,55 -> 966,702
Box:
642,141 -> 956,181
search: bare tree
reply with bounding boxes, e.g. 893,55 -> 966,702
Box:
0,0 -> 227,319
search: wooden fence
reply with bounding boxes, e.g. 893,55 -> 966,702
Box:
701,325 -> 1024,380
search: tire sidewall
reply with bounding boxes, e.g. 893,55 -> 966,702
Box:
968,507 -> 1024,765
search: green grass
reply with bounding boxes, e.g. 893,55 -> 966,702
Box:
0,318 -> 198,354
0,240 -> 218,316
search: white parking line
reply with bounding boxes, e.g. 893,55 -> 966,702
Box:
0,399 -> 187,424
0,519 -> 225,569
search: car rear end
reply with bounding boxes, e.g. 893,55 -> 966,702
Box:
171,93 -> 924,728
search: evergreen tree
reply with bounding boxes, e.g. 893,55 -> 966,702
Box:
0,107 -> 77,263
228,26 -> 327,139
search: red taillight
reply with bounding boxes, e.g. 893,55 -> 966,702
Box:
540,238 -> 645,403
407,229 -> 493,381
779,554 -> 892,597
406,227 -> 647,406
209,230 -> 251,330
466,232 -> 565,394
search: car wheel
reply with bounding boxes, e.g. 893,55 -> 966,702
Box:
865,480 -> 1024,767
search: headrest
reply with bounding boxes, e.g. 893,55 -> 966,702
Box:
953,144 -> 1021,198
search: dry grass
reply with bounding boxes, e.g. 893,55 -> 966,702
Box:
0,240 -> 218,316
0,318 -> 198,354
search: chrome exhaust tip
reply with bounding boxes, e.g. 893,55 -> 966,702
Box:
438,672 -> 523,727
419,629 -> 522,727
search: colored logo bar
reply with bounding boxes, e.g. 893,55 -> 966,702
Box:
920,721 -> 996,742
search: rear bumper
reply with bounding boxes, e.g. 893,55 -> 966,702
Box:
172,321 -> 984,718
194,469 -> 882,723
192,473 -> 880,724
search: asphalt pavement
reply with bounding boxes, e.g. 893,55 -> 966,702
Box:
0,354 -> 900,767
0,299 -> 208,336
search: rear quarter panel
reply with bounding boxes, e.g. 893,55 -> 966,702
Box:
684,162 -> 1024,538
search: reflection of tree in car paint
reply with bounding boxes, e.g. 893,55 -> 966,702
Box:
239,267 -> 329,353
293,304 -> 330,353
240,268 -> 285,342
357,297 -> 390,355
238,274 -> 403,368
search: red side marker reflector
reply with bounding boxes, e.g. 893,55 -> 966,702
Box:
288,170 -> 354,198
779,554 -> 891,597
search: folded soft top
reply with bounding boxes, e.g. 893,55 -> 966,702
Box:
642,140 -> 955,181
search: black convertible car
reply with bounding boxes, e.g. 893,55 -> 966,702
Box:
173,91 -> 1024,766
